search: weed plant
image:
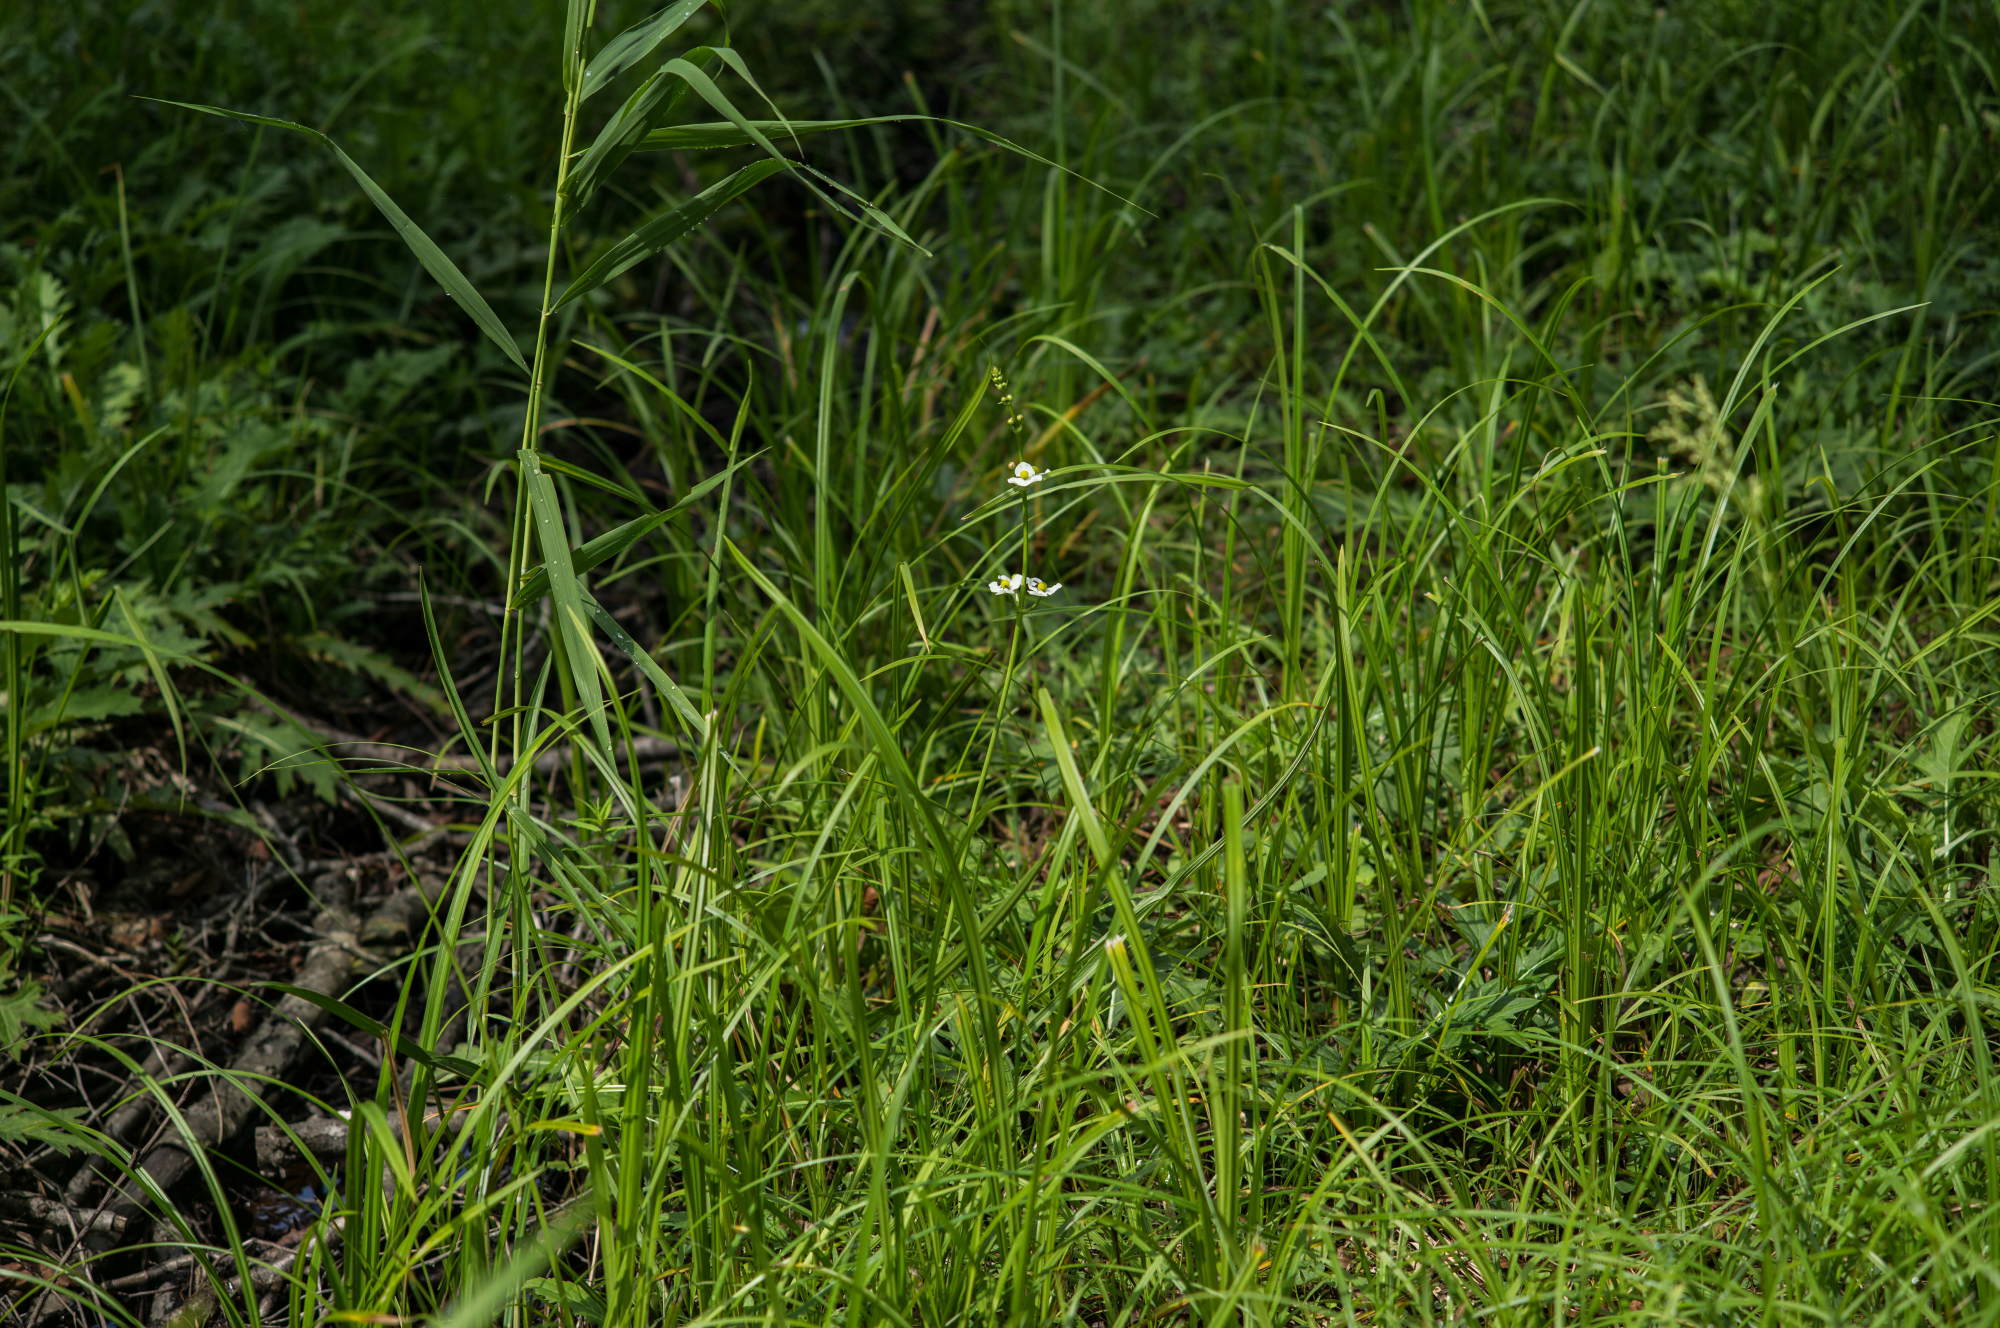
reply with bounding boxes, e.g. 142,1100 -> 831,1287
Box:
4,0 -> 2000,1324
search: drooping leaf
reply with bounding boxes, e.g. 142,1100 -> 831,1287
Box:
638,114 -> 1146,213
554,158 -> 789,309
579,0 -> 709,100
568,56 -> 706,206
643,56 -> 928,255
144,99 -> 527,373
583,597 -> 707,739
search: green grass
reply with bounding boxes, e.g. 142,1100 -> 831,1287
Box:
5,0 -> 2000,1323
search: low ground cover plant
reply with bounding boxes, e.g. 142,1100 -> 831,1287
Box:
3,0 -> 1998,1324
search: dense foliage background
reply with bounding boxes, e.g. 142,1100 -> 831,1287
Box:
3,1 -> 1998,1324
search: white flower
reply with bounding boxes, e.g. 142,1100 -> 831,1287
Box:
987,573 -> 1025,596
1006,460 -> 1048,487
1026,577 -> 1063,598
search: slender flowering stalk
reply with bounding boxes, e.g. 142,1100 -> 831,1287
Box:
968,365 -> 1067,844
987,374 -> 1064,606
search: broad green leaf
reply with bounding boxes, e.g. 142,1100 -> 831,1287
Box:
580,0 -> 709,100
569,57 -> 704,206
554,158 -> 789,309
145,99 -> 527,373
520,450 -> 612,754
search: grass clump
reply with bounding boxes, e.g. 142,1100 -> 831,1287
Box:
4,0 -> 2000,1324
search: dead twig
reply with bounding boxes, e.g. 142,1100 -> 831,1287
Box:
69,870 -> 449,1260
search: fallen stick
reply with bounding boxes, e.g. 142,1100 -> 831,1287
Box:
145,1220 -> 341,1328
0,1193 -> 130,1241
72,870 -> 450,1261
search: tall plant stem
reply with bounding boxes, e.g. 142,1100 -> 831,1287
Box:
491,37 -> 590,779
